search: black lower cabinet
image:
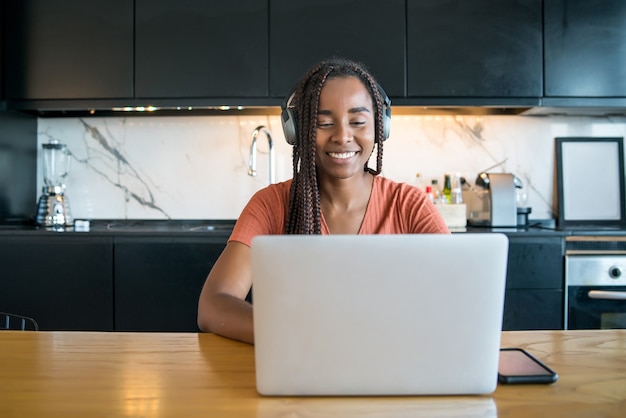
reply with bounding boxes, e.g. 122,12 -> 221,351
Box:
114,237 -> 226,332
503,289 -> 563,330
0,236 -> 114,331
502,235 -> 565,330
1,232 -> 563,332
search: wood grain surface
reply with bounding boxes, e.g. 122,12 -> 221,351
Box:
0,330 -> 624,417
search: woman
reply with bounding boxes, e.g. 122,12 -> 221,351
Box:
197,58 -> 449,344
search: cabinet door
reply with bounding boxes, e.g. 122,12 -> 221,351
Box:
0,2 -> 4,101
503,289 -> 563,330
407,0 -> 542,98
269,0 -> 405,98
544,0 -> 626,97
5,0 -> 133,100
0,112 -> 37,222
506,236 -> 564,290
0,236 -> 114,331
114,237 -> 226,332
135,0 -> 268,99
503,235 -> 565,330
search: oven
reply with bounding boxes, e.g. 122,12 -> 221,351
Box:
565,236 -> 626,330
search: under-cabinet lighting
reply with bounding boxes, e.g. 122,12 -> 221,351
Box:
111,106 -> 161,112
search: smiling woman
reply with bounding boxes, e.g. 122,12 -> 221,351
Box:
197,58 -> 449,344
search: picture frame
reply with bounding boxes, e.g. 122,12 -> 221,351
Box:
555,137 -> 626,229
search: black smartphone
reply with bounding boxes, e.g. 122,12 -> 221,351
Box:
498,348 -> 558,384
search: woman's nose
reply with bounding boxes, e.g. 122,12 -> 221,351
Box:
332,121 -> 352,143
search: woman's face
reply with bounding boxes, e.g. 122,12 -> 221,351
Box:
314,76 -> 376,181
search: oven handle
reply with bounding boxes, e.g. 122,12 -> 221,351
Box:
588,290 -> 626,301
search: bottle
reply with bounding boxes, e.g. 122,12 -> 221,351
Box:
414,172 -> 425,191
442,174 -> 452,204
450,172 -> 463,204
430,179 -> 442,204
425,185 -> 435,203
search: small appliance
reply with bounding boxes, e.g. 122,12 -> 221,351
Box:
466,173 -> 522,227
35,140 -> 73,228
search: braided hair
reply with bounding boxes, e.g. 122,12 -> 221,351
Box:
285,58 -> 387,235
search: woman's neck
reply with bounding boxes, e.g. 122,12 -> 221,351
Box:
318,172 -> 374,209
318,173 -> 375,234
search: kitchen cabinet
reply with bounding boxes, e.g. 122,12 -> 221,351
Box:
269,0 -> 405,98
406,0 -> 542,102
544,0 -> 626,98
135,0 -> 268,99
114,236 -> 226,332
0,229 -> 566,332
502,235 -> 564,330
0,112 -> 38,222
5,0 -> 133,100
1,0 -> 4,101
0,236 -> 114,330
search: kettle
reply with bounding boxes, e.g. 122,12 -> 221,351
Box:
466,173 -> 520,227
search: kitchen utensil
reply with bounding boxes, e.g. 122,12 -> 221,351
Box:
35,140 -> 73,228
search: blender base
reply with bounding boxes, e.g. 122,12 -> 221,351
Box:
36,193 -> 73,227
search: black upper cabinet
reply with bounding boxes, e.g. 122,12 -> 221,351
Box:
407,0 -> 542,101
135,0 -> 268,99
6,0 -> 624,108
269,0 -> 405,99
544,0 -> 626,98
5,0 -> 133,100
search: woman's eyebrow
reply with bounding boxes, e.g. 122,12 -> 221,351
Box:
317,107 -> 371,115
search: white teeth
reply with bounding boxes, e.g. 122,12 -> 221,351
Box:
328,152 -> 356,159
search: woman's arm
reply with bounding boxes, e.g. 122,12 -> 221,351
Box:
197,241 -> 255,344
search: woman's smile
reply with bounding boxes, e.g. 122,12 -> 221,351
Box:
327,151 -> 359,160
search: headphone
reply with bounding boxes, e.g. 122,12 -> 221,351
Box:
280,81 -> 392,146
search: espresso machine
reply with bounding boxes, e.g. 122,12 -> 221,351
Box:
36,140 -> 73,228
466,173 -> 522,227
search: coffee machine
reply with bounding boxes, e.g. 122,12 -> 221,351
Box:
466,173 -> 520,227
36,140 -> 73,228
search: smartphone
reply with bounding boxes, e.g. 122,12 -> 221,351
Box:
498,348 -> 558,384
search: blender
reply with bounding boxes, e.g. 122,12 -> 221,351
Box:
35,140 -> 73,228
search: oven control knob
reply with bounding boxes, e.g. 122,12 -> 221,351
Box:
608,266 -> 622,279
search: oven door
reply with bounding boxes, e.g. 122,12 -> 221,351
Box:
567,285 -> 626,329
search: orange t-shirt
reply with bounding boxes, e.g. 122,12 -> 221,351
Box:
229,176 -> 450,246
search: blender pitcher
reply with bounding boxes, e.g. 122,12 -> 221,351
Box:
35,140 -> 73,227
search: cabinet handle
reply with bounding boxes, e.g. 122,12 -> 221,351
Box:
588,290 -> 626,301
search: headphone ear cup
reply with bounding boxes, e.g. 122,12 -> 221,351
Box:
281,107 -> 297,146
382,104 -> 391,141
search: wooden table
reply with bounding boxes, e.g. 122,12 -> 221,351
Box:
0,330 -> 624,417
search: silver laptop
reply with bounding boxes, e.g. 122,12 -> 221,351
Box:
252,233 -> 509,396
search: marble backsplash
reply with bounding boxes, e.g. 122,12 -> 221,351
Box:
36,113 -> 626,221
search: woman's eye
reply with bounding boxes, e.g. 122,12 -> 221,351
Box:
318,121 -> 333,128
351,120 -> 366,126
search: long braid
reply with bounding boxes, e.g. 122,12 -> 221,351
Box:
285,58 -> 386,234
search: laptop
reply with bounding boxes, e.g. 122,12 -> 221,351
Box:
251,233 -> 509,396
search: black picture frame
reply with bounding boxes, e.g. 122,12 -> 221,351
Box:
555,137 -> 626,229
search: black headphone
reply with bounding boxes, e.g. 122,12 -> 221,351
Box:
280,81 -> 392,146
